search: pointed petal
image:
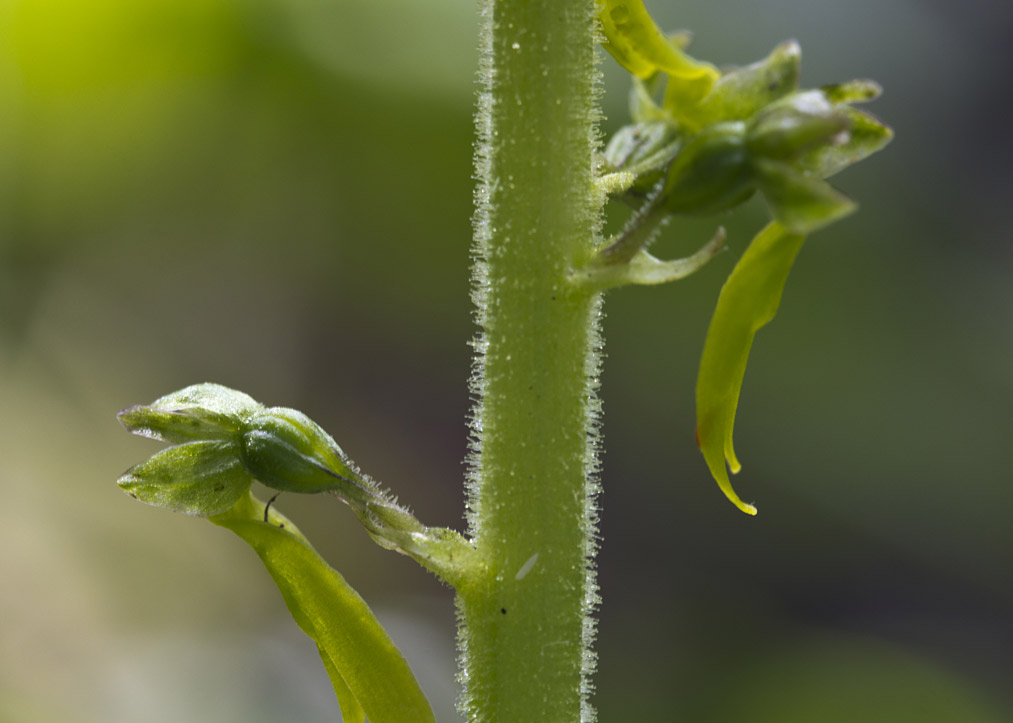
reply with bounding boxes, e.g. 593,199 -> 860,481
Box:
684,40 -> 801,130
796,107 -> 894,179
754,158 -> 857,234
118,383 -> 262,443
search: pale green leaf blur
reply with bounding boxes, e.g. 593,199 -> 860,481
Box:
1,0 -> 1009,721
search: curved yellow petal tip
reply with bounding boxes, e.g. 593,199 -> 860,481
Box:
715,472 -> 758,515
698,425 -> 757,515
722,479 -> 757,514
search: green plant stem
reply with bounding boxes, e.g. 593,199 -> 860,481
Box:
459,0 -> 603,721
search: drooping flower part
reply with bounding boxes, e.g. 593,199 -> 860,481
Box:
695,222 -> 805,515
694,87 -> 891,514
596,3 -> 892,513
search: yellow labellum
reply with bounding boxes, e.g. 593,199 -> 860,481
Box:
695,222 -> 806,515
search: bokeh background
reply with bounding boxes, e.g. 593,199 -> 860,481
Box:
1,0 -> 1010,720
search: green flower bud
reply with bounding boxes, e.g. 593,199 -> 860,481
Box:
238,407 -> 368,500
661,121 -> 755,215
746,90 -> 850,161
118,384 -> 372,517
116,384 -> 264,516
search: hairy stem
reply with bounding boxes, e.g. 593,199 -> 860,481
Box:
459,0 -> 603,721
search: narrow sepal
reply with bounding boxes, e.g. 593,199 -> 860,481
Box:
754,158 -> 857,234
795,106 -> 893,179
746,90 -> 851,162
117,382 -> 262,444
682,40 -> 801,130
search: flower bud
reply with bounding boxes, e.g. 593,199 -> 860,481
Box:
118,384 -> 373,517
746,90 -> 850,161
238,407 -> 368,499
661,121 -> 755,215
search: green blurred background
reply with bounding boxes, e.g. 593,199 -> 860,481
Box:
1,0 -> 1009,720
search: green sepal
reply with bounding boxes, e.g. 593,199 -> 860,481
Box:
746,90 -> 850,162
239,407 -> 369,500
754,158 -> 856,234
680,40 -> 801,131
116,407 -> 239,444
662,121 -> 756,216
117,383 -> 261,444
117,440 -> 253,516
795,106 -> 893,179
148,383 -> 262,419
747,83 -> 892,179
210,492 -> 436,723
696,222 -> 806,515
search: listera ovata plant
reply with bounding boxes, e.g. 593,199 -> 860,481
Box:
117,2 -> 890,719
